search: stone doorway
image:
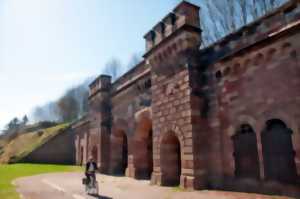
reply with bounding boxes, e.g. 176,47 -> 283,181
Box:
133,116 -> 153,179
262,119 -> 297,184
160,132 -> 181,186
110,130 -> 128,175
232,124 -> 260,179
121,134 -> 128,174
80,146 -> 84,165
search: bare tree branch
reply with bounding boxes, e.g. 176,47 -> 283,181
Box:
103,58 -> 123,82
198,0 -> 287,45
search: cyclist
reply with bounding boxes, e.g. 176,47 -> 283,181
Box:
85,156 -> 98,185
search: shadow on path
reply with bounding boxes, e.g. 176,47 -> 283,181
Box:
89,194 -> 112,199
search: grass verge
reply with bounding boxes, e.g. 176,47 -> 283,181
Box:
0,163 -> 82,199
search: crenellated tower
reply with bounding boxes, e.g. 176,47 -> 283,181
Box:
144,1 -> 205,190
88,75 -> 112,173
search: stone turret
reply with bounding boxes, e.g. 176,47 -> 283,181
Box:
88,74 -> 112,173
144,1 -> 204,190
89,75 -> 112,98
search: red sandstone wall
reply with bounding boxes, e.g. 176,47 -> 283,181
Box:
72,1 -> 300,197
208,27 -> 300,195
73,120 -> 89,165
110,72 -> 152,177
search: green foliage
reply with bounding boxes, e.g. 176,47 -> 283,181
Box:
172,186 -> 185,192
0,163 -> 82,199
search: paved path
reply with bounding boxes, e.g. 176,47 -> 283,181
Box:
15,172 -> 294,199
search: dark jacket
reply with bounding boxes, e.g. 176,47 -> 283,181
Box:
85,161 -> 98,173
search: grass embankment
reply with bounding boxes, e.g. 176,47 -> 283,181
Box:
0,163 -> 83,199
0,123 -> 69,163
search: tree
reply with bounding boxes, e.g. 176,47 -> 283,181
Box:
57,91 -> 80,122
7,117 -> 20,130
201,0 -> 287,45
72,84 -> 89,118
31,77 -> 92,123
22,115 -> 29,126
126,52 -> 143,70
178,0 -> 287,46
2,117 -> 21,139
103,58 -> 123,82
32,103 -> 59,122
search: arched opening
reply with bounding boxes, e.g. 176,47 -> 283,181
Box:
133,116 -> 153,179
110,130 -> 128,175
160,132 -> 181,186
121,133 -> 128,173
92,146 -> 98,164
262,119 -> 297,183
80,146 -> 84,165
232,124 -> 260,179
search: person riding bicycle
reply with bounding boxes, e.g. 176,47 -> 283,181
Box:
85,156 -> 98,184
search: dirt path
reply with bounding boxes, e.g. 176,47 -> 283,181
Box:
15,172 -> 294,199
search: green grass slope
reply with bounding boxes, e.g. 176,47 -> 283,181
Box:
0,163 -> 82,199
0,123 -> 69,164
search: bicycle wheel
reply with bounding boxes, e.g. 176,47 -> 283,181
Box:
95,181 -> 99,195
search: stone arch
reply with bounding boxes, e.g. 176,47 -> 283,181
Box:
232,123 -> 260,179
261,119 -> 298,184
258,111 -> 299,135
243,58 -> 251,69
223,67 -> 231,76
158,124 -> 185,146
110,120 -> 129,175
172,43 -> 178,53
171,123 -> 185,144
227,115 -> 258,137
158,53 -> 163,62
132,109 -> 153,179
281,42 -> 292,54
254,53 -> 264,65
236,115 -> 258,130
215,70 -> 222,81
178,38 -> 184,49
80,146 -> 84,165
266,48 -> 277,62
233,63 -> 241,74
160,131 -> 182,186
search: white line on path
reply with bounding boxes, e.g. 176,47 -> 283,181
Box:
42,179 -> 66,193
42,179 -> 86,199
72,194 -> 86,199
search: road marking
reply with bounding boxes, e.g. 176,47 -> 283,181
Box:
72,194 -> 85,199
42,179 -> 66,193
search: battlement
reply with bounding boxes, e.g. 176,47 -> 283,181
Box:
89,75 -> 112,97
144,1 -> 201,53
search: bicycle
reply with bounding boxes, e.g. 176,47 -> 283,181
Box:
83,173 -> 99,195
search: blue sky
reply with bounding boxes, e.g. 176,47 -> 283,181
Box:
0,0 -> 203,130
